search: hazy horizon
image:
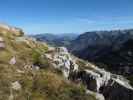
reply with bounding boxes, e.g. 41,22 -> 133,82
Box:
0,0 -> 133,34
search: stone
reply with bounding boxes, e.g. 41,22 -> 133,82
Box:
55,47 -> 68,53
70,64 -> 133,100
9,57 -> 16,65
32,65 -> 40,71
0,43 -> 5,48
45,46 -> 133,100
0,37 -> 4,42
101,80 -> 133,100
45,47 -> 78,78
11,27 -> 24,36
11,81 -> 21,91
0,37 -> 5,49
16,69 -> 25,74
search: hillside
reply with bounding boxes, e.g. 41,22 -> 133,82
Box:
0,24 -> 96,100
69,29 -> 133,60
93,39 -> 133,86
0,24 -> 133,100
68,29 -> 133,87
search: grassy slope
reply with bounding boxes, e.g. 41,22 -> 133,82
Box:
0,28 -> 96,100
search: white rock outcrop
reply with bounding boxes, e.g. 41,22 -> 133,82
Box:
11,81 -> 21,91
45,46 -> 133,100
70,62 -> 133,100
0,37 -> 5,49
45,47 -> 78,78
9,57 -> 16,65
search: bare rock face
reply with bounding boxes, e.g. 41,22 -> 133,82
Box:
70,64 -> 133,100
45,46 -> 133,100
45,47 -> 78,78
9,57 -> 16,65
101,79 -> 133,100
11,81 -> 21,91
0,37 -> 4,42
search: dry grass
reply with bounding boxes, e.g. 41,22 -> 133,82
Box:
0,30 -> 96,100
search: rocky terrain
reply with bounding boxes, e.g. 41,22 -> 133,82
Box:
67,29 -> 133,85
0,24 -> 133,100
0,24 -> 96,100
33,30 -> 133,81
44,45 -> 133,100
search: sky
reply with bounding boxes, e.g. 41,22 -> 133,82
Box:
0,0 -> 133,34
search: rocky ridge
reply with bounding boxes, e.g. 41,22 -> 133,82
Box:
0,24 -> 96,100
0,23 -> 133,100
45,46 -> 133,100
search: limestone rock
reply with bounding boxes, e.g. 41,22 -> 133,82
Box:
55,47 -> 68,54
0,42 -> 5,49
0,37 -> 4,42
70,63 -> 133,100
45,47 -> 78,78
45,45 -> 133,100
11,81 -> 21,91
9,57 -> 16,65
16,69 -> 25,74
32,65 -> 40,71
101,78 -> 133,100
0,37 -> 5,49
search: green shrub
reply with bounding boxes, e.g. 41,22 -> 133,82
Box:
127,75 -> 133,86
32,50 -> 41,64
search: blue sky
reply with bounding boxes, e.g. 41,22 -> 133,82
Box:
0,0 -> 133,34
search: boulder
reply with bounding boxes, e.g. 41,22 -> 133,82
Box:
0,37 -> 4,42
11,81 -> 21,91
45,47 -> 78,78
55,47 -> 68,54
9,57 -> 16,65
0,42 -> 5,49
0,37 -> 5,49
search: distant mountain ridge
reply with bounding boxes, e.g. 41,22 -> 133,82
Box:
69,29 -> 133,60
68,29 -> 133,86
1,23 -> 133,100
31,33 -> 79,47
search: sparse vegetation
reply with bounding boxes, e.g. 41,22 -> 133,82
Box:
0,27 -> 96,100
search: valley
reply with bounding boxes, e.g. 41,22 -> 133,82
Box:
31,28 -> 133,100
